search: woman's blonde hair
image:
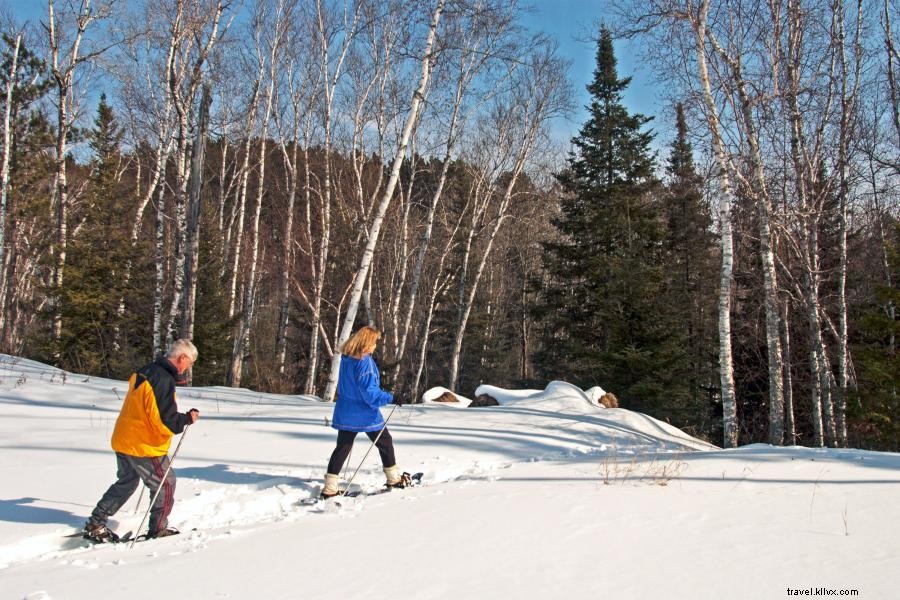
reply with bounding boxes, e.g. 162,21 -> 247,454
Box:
340,326 -> 382,359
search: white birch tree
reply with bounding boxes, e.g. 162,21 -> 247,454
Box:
323,0 -> 446,402
0,32 -> 21,340
229,0 -> 291,387
390,0 -> 520,389
447,41 -> 570,391
44,0 -> 116,343
163,0 -> 229,348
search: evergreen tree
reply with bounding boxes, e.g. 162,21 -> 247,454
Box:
660,103 -> 718,433
191,214 -> 237,387
534,26 -> 675,418
850,219 -> 900,451
54,94 -> 146,377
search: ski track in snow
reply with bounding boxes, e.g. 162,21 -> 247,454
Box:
0,354 -> 710,570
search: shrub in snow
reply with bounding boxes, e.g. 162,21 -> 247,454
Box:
599,393 -> 619,408
469,394 -> 499,407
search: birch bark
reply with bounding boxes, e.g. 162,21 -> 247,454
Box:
324,0 -> 446,402
164,0 -> 228,346
694,0 -> 738,448
179,83 -> 211,348
302,0 -> 365,394
230,0 -> 289,387
0,34 -> 20,340
45,0 -> 108,343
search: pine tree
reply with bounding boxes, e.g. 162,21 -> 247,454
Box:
534,26 -> 673,418
54,94 -> 146,377
660,103 -> 718,433
191,212 -> 236,387
850,219 -> 900,450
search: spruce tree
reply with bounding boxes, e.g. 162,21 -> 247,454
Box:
534,26 -> 672,417
661,103 -> 718,432
850,219 -> 900,450
55,94 -> 145,377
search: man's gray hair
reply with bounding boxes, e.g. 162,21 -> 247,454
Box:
166,338 -> 198,362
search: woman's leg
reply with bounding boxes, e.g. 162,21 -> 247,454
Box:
327,430 -> 358,474
366,427 -> 396,469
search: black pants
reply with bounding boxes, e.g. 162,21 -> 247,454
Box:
327,428 -> 396,475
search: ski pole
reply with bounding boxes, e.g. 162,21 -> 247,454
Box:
132,486 -> 145,515
131,425 -> 189,549
341,404 -> 397,496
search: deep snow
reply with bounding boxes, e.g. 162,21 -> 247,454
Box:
0,354 -> 897,600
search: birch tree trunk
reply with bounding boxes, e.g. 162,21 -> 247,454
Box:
179,83 -> 211,349
273,53 -> 317,376
782,297 -> 796,444
323,0 -> 446,402
411,234 -> 460,401
225,84 -> 261,318
230,1 -> 288,387
116,12 -> 180,338
164,0 -> 228,347
833,0 -> 863,447
884,0 -> 900,145
0,34 -> 21,341
391,9 -> 499,384
447,43 -> 568,391
153,183 -> 166,353
302,0 -> 365,394
45,0 -> 105,344
704,27 -> 785,445
694,0 -> 738,448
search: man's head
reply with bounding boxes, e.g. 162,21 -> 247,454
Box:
166,339 -> 198,374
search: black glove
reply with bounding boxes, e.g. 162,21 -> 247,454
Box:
393,396 -> 406,406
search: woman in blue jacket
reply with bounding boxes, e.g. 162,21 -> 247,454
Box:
322,326 -> 409,498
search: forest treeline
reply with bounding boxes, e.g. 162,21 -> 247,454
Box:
0,1 -> 896,451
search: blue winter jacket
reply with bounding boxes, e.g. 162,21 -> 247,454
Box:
332,354 -> 394,432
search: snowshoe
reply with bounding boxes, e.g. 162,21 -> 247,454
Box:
82,523 -> 121,544
386,471 -> 423,490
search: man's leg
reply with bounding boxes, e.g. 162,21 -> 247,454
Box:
88,453 -> 140,527
128,454 -> 176,535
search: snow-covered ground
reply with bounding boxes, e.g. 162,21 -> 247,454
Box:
1,354 -> 897,600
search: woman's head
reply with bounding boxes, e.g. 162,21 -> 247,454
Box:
340,326 -> 382,359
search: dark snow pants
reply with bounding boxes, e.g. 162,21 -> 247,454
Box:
89,452 -> 176,534
327,428 -> 396,475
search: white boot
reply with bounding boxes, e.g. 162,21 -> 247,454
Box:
383,465 -> 402,486
384,465 -> 413,488
321,473 -> 340,498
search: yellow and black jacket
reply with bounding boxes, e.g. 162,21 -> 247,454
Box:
111,358 -> 191,457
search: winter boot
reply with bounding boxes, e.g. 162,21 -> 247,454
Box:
83,522 -> 120,543
321,473 -> 341,499
384,465 -> 412,489
149,526 -> 181,539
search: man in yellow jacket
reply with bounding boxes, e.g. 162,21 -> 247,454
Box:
83,339 -> 200,542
